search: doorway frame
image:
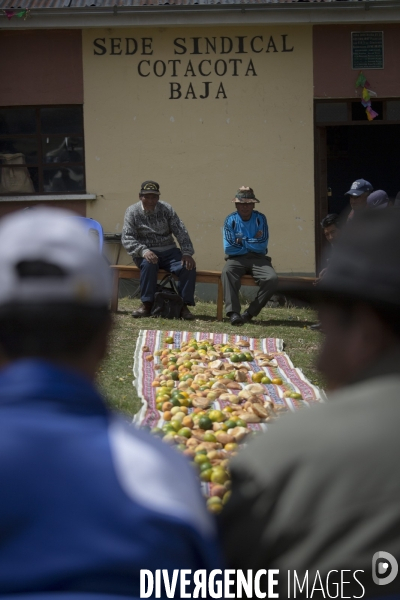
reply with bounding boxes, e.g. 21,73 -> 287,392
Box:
314,98 -> 400,271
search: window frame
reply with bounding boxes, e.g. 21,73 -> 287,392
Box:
0,104 -> 86,196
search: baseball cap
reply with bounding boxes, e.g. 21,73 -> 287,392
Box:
367,190 -> 389,210
345,179 -> 373,197
140,181 -> 160,195
233,186 -> 260,203
0,208 -> 112,307
278,208 -> 400,310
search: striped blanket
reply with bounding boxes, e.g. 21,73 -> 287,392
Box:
133,329 -> 326,428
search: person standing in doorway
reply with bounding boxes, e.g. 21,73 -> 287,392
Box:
221,186 -> 278,326
345,178 -> 373,221
367,189 -> 393,209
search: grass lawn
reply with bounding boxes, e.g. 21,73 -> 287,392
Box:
97,297 -> 324,417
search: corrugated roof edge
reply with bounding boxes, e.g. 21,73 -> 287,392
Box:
0,0 -> 388,7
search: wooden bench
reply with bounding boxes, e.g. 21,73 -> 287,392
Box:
110,265 -> 314,321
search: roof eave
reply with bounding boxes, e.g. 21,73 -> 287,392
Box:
2,0 -> 400,28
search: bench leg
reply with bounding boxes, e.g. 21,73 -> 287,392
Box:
217,278 -> 224,321
110,272 -> 119,313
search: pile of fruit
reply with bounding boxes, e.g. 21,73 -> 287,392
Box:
143,336 -> 303,514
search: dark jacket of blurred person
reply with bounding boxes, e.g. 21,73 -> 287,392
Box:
0,209 -> 221,600
220,208 -> 400,599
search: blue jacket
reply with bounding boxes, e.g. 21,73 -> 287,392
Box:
0,361 -> 222,598
223,211 -> 269,256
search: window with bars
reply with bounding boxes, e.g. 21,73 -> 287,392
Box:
0,106 -> 85,195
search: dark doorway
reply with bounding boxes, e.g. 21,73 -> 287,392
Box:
326,124 -> 400,216
315,118 -> 400,270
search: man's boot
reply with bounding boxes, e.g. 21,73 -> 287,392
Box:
131,302 -> 152,318
181,304 -> 195,320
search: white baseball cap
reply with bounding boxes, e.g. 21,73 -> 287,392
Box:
0,208 -> 112,307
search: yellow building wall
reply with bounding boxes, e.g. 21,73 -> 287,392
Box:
82,25 -> 314,274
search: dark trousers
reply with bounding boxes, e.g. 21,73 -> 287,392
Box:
221,252 -> 278,317
134,247 -> 196,306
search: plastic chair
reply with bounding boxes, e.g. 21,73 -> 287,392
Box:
72,217 -> 104,252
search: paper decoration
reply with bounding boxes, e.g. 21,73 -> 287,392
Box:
362,87 -> 371,101
355,71 -> 379,121
366,106 -> 379,121
3,8 -> 30,19
355,72 -> 367,88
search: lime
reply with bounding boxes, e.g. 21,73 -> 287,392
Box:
165,336 -> 174,344
198,416 -> 213,431
208,410 -> 225,423
238,353 -> 247,362
200,468 -> 213,482
169,420 -> 181,432
251,372 -> 264,383
194,453 -> 209,465
162,424 -> 175,433
235,418 -> 247,428
170,398 -> 181,408
150,427 -> 164,437
261,376 -> 272,384
224,442 -> 239,452
211,469 -> 229,484
203,432 -> 217,443
222,491 -> 232,505
199,461 -> 212,472
224,419 -> 237,430
177,427 -> 192,439
230,354 -> 240,363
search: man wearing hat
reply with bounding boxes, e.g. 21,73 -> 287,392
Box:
367,189 -> 393,209
221,186 -> 278,326
0,208 -> 222,599
345,178 -> 373,220
122,181 -> 196,319
220,208 -> 400,598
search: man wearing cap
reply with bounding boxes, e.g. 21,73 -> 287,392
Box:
0,208 -> 222,599
221,186 -> 278,326
122,181 -> 196,319
367,189 -> 393,209
345,178 -> 373,220
220,208 -> 400,598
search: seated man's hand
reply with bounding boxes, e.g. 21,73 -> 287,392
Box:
181,254 -> 196,271
143,250 -> 159,264
255,230 -> 263,239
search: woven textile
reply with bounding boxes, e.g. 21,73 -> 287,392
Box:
133,329 -> 326,428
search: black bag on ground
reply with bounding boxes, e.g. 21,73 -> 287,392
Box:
151,274 -> 183,319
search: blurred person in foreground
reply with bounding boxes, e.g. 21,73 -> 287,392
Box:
220,208 -> 400,599
0,208 -> 221,599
